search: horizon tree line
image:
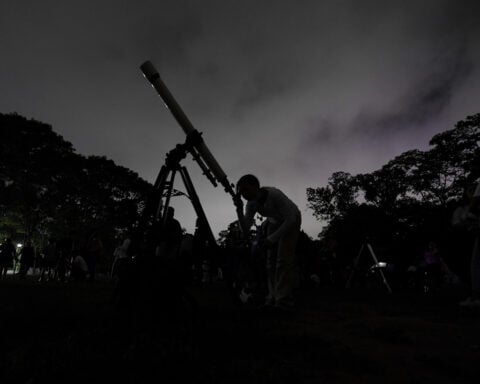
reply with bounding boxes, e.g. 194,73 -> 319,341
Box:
307,113 -> 480,273
2,111 -> 479,274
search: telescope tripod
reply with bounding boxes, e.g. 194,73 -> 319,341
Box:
150,133 -> 217,247
345,240 -> 393,294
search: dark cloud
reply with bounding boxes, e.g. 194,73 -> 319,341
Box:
351,45 -> 473,136
232,67 -> 291,117
1,0 -> 480,237
299,117 -> 336,148
131,11 -> 204,71
196,61 -> 221,81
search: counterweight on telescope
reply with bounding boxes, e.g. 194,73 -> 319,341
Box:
140,61 -> 247,232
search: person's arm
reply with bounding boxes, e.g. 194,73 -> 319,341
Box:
451,206 -> 473,228
243,202 -> 257,232
466,182 -> 480,232
470,182 -> 480,214
267,191 -> 300,244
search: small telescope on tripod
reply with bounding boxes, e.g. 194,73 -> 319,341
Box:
139,61 -> 247,245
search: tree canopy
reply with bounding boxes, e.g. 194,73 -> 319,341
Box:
307,113 -> 480,264
0,113 -> 152,249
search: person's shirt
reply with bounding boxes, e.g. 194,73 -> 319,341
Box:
474,181 -> 480,198
73,255 -> 89,272
163,218 -> 183,246
20,246 -> 35,264
467,181 -> 480,226
244,187 -> 301,243
452,205 -> 472,227
113,238 -> 131,261
424,249 -> 441,265
0,243 -> 8,261
472,181 -> 480,212
45,243 -> 57,261
0,242 -> 15,259
179,234 -> 194,254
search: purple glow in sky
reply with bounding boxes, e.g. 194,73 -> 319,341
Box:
1,0 -> 479,237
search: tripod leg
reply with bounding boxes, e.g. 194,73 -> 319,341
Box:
179,167 -> 217,246
135,165 -> 171,242
346,243 -> 365,289
159,168 -> 177,222
153,164 -> 169,189
366,243 -> 393,294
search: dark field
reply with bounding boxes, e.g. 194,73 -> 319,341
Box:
0,279 -> 479,384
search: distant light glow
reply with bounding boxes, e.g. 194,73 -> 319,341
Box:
16,243 -> 22,248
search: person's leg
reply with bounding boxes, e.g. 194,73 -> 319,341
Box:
19,263 -> 26,279
471,236 -> 480,299
274,222 -> 301,309
265,249 -> 276,305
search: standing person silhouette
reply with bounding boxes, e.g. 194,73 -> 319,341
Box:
156,206 -> 183,261
0,238 -> 16,278
460,180 -> 480,307
18,241 -> 35,279
237,174 -> 301,311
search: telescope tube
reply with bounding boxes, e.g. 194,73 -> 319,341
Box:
140,60 -> 248,234
140,61 -> 235,196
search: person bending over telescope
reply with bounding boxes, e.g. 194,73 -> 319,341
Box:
237,174 -> 301,311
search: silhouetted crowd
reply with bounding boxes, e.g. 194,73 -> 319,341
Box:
2,178 -> 480,310
0,234 -> 103,283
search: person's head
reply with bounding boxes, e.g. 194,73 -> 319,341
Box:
237,174 -> 260,201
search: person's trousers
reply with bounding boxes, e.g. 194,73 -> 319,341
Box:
471,236 -> 480,296
266,217 -> 301,307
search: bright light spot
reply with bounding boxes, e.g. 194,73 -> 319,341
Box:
378,262 -> 387,268
16,243 -> 22,248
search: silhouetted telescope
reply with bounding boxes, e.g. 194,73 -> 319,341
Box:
140,60 -> 247,232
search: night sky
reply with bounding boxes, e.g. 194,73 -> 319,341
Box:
1,0 -> 479,237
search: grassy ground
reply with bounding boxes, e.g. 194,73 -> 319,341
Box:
0,278 -> 479,384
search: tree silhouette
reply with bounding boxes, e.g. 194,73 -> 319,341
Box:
306,171 -> 359,222
307,113 -> 480,267
0,113 -> 151,258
